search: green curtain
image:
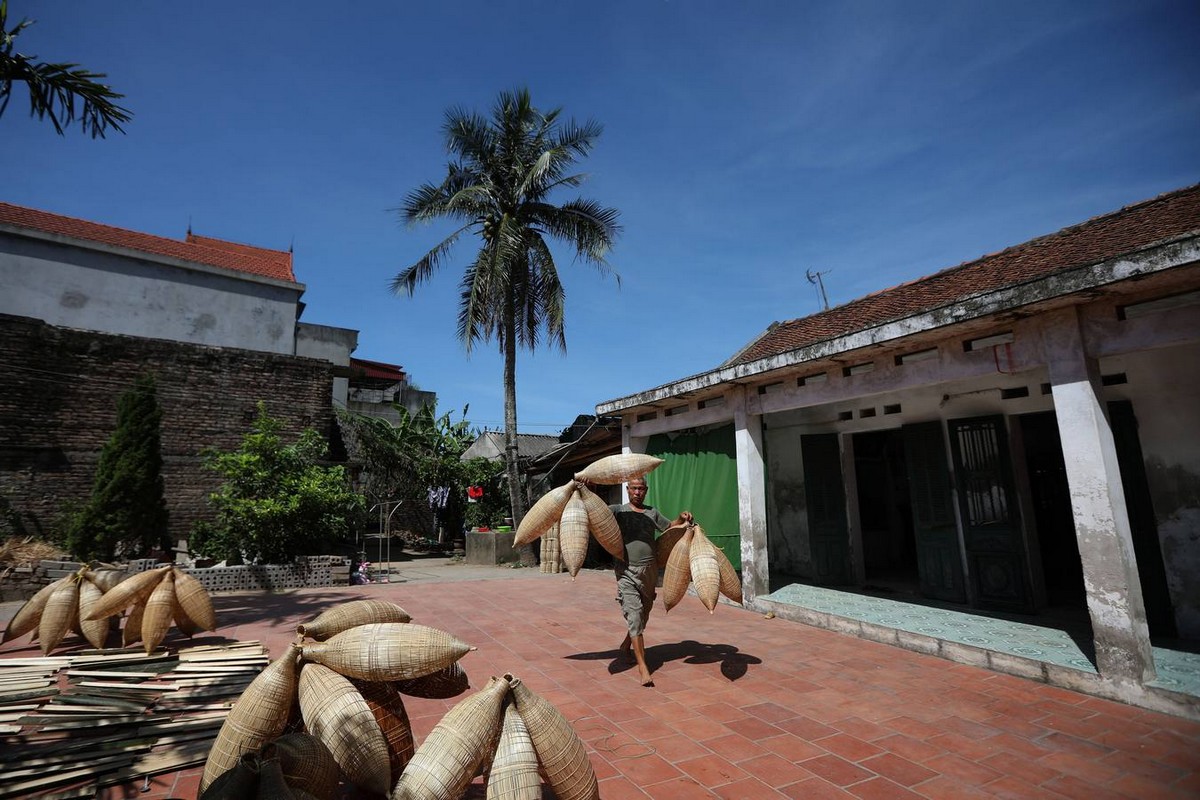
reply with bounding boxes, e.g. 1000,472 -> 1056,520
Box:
646,424 -> 741,568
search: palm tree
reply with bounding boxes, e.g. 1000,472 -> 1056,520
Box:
1,1 -> 131,137
393,88 -> 621,563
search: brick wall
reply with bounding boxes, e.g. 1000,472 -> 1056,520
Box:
0,313 -> 337,545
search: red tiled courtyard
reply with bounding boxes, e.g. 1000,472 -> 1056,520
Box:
4,564 -> 1199,799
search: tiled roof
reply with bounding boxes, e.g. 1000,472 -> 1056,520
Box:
350,357 -> 407,382
730,184 -> 1200,365
0,202 -> 295,282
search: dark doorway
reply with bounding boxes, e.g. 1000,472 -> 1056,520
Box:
1019,412 -> 1086,608
853,429 -> 918,593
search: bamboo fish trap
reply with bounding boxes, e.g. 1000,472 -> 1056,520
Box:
2,574 -> 70,643
140,569 -> 176,653
662,527 -> 695,613
688,527 -> 722,613
558,493 -> 591,578
655,523 -> 689,569
513,480 -> 577,546
174,567 -> 218,631
715,545 -> 744,605
296,598 -> 412,640
391,675 -> 509,800
77,576 -> 110,649
575,483 -> 624,560
574,453 -> 664,485
38,572 -> 80,654
300,622 -> 473,682
271,732 -> 340,800
507,674 -> 599,800
201,643 -> 301,792
298,663 -> 392,796
539,521 -> 562,573
351,677 -> 416,780
395,661 -> 470,699
487,698 -> 541,800
84,563 -> 172,621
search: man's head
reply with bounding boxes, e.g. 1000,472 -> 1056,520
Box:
627,477 -> 648,506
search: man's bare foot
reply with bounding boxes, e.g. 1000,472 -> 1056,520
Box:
639,670 -> 654,687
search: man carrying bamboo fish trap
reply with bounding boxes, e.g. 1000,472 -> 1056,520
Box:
516,453 -> 730,686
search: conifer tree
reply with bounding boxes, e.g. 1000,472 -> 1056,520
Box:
68,373 -> 170,560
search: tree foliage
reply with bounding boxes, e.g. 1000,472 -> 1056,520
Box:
339,404 -> 503,540
68,373 -> 170,561
0,1 -> 131,137
394,88 -> 620,561
190,403 -> 365,564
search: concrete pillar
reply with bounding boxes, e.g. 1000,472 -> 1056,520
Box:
732,386 -> 769,603
1044,308 -> 1155,683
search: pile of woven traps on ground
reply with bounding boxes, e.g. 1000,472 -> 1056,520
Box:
200,598 -> 600,799
0,640 -> 267,798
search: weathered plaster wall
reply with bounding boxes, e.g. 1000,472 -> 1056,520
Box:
763,424 -> 811,578
0,314 -> 335,546
1101,342 -> 1200,637
0,232 -> 302,354
296,322 -> 358,406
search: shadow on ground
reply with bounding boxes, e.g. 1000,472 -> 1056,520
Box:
565,639 -> 762,681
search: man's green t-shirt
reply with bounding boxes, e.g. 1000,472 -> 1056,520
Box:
610,503 -> 671,565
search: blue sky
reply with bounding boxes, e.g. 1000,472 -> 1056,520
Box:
5,1 -> 1198,433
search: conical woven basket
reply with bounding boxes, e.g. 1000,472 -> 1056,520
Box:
123,600 -> 145,647
86,568 -> 125,593
395,661 -> 470,699
513,481 -> 577,547
558,494 -> 591,578
141,569 -> 176,654
662,528 -> 695,613
173,567 -> 217,631
255,752 -> 296,800
85,564 -> 169,621
655,524 -> 689,569
174,596 -> 202,637
714,547 -> 743,605
301,622 -> 472,682
198,752 -> 259,800
3,575 -> 70,643
574,453 -> 664,485
298,664 -> 391,795
487,697 -> 541,800
201,644 -> 301,792
688,527 -> 721,613
77,577 -> 110,649
297,599 -> 411,640
392,675 -> 509,800
539,522 -> 561,574
575,484 -> 624,560
271,732 -> 340,800
38,576 -> 80,654
507,674 -> 598,800
351,678 -> 415,780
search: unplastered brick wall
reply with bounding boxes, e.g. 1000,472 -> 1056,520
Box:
0,313 -> 337,544
0,556 -> 353,602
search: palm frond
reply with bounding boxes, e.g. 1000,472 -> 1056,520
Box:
390,224 -> 472,296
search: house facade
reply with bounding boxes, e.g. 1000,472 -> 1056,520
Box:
0,203 -> 357,546
598,186 -> 1200,713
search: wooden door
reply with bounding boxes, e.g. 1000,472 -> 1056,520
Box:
903,421 -> 967,602
948,416 -> 1033,612
801,433 -> 851,585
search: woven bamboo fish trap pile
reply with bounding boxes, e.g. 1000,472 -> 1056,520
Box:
3,563 -> 219,656
0,640 -> 267,798
199,598 -> 478,797
658,523 -> 743,612
516,453 -> 666,579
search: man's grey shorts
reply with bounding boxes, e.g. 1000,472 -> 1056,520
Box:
615,561 -> 658,637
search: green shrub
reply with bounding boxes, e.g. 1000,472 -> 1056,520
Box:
190,402 -> 365,563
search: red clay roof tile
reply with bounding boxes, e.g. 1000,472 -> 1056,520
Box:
731,184 -> 1200,365
0,202 -> 296,283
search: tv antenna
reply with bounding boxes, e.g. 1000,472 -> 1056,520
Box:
806,268 -> 831,311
